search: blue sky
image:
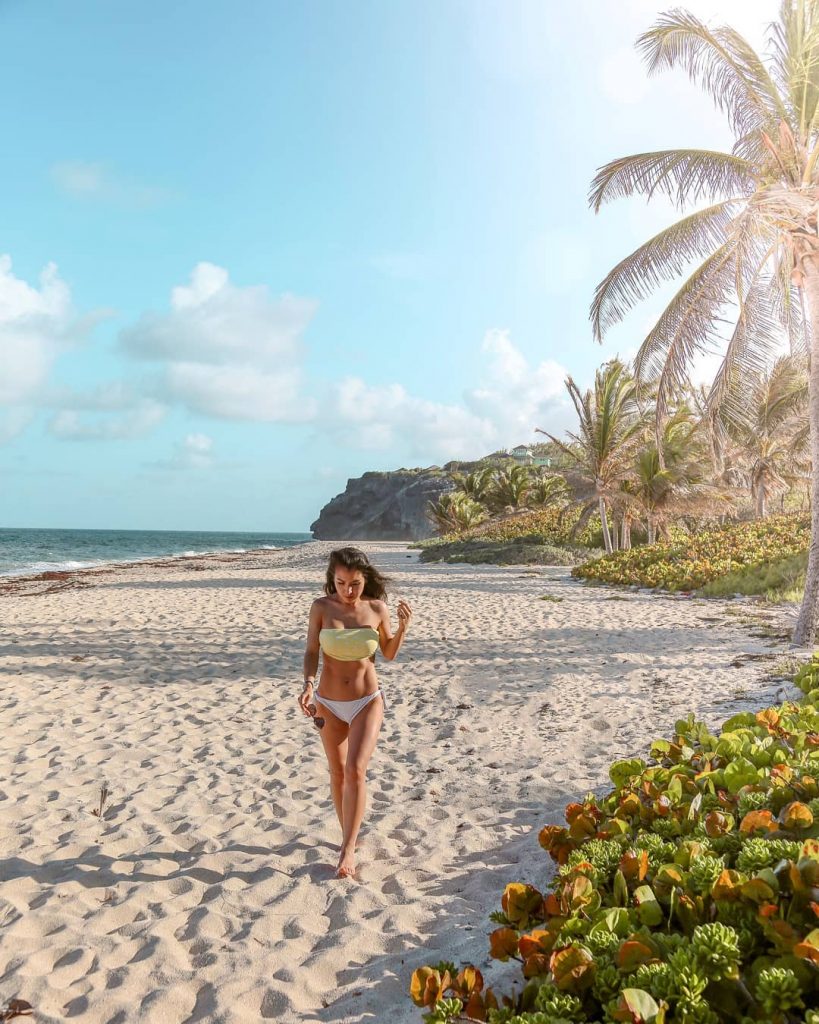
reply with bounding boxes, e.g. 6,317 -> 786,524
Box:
0,0 -> 778,531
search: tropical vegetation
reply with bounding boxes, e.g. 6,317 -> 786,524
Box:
573,513 -> 811,592
410,657 -> 819,1023
586,0 -> 819,643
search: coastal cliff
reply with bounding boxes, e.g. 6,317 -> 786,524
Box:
310,469 -> 453,541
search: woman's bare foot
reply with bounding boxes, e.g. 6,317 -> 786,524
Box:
336,846 -> 356,878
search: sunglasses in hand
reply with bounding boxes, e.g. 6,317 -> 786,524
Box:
307,704 -> 325,729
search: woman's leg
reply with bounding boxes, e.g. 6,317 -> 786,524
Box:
314,700 -> 348,829
338,694 -> 383,878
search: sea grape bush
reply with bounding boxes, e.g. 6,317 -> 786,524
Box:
410,659 -> 819,1023
572,514 -> 810,592
467,507 -> 601,549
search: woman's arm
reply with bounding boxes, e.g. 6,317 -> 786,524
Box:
378,599 -> 412,661
303,599 -> 322,684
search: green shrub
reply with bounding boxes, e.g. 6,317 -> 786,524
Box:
410,656 -> 819,1023
418,539 -> 587,566
467,507 -> 603,549
697,551 -> 807,603
572,514 -> 810,593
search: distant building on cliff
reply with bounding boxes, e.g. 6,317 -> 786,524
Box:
509,444 -> 551,467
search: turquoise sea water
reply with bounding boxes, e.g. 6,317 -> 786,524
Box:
0,527 -> 313,577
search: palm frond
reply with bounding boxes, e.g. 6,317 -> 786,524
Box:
589,150 -> 756,212
705,268 -> 786,429
591,201 -> 738,341
638,10 -> 787,137
633,242 -> 738,418
769,0 -> 819,140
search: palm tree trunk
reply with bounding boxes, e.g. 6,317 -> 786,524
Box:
599,496 -> 613,554
794,264 -> 819,645
621,516 -> 630,551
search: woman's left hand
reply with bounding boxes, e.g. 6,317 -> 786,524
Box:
397,599 -> 412,632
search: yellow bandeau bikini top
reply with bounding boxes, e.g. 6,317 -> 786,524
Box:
319,626 -> 380,661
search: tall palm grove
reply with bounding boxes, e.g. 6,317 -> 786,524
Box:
430,1 -> 819,644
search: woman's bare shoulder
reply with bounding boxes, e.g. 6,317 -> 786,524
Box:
368,598 -> 388,616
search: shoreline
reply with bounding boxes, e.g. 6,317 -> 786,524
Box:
0,543 -> 800,1022
0,538 -> 318,588
0,539 -> 328,597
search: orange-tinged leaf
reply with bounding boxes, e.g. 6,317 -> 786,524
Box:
782,801 -> 814,830
620,793 -> 641,817
620,849 -> 649,881
539,825 -> 574,864
793,942 -> 819,965
569,875 -> 595,908
410,967 -> 443,1008
522,953 -> 551,978
756,709 -> 780,730
617,940 -> 656,971
565,802 -> 585,824
501,883 -> 543,926
455,966 -> 483,995
711,870 -> 743,900
518,929 -> 555,959
740,809 -> 775,834
550,945 -> 595,991
705,810 -> 731,837
489,928 -> 519,961
464,991 -> 487,1022
544,893 -> 564,917
568,812 -> 597,841
802,840 -> 819,861
759,903 -> 779,918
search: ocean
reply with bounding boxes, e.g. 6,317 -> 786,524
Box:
0,527 -> 313,578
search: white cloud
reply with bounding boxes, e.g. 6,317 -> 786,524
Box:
163,362 -> 312,422
148,433 -> 216,471
0,256 -> 81,441
120,262 -> 317,422
49,399 -> 166,441
465,330 -> 570,440
330,330 -> 572,461
51,160 -> 170,207
332,376 -> 497,457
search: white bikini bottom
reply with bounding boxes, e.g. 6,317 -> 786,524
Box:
314,687 -> 386,725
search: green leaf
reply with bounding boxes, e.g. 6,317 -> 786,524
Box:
610,758 -> 647,788
590,907 -> 632,937
723,756 -> 761,794
634,885 -> 664,927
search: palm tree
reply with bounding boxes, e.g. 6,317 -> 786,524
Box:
588,2 -> 819,643
529,471 -> 569,509
485,465 -> 534,514
537,359 -> 644,553
724,354 -> 809,516
629,407 -> 735,543
426,491 -> 487,535
449,466 -> 494,505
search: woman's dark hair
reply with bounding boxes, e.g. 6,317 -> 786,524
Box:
324,547 -> 390,600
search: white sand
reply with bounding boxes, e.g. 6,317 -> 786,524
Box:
0,541 -> 799,1023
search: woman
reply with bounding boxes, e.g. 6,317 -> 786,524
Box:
299,546 -> 412,878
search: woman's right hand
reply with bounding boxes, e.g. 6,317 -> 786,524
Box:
298,681 -> 315,717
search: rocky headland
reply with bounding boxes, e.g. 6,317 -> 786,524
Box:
310,468 -> 452,541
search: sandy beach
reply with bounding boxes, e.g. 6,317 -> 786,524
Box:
0,541 -> 800,1023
